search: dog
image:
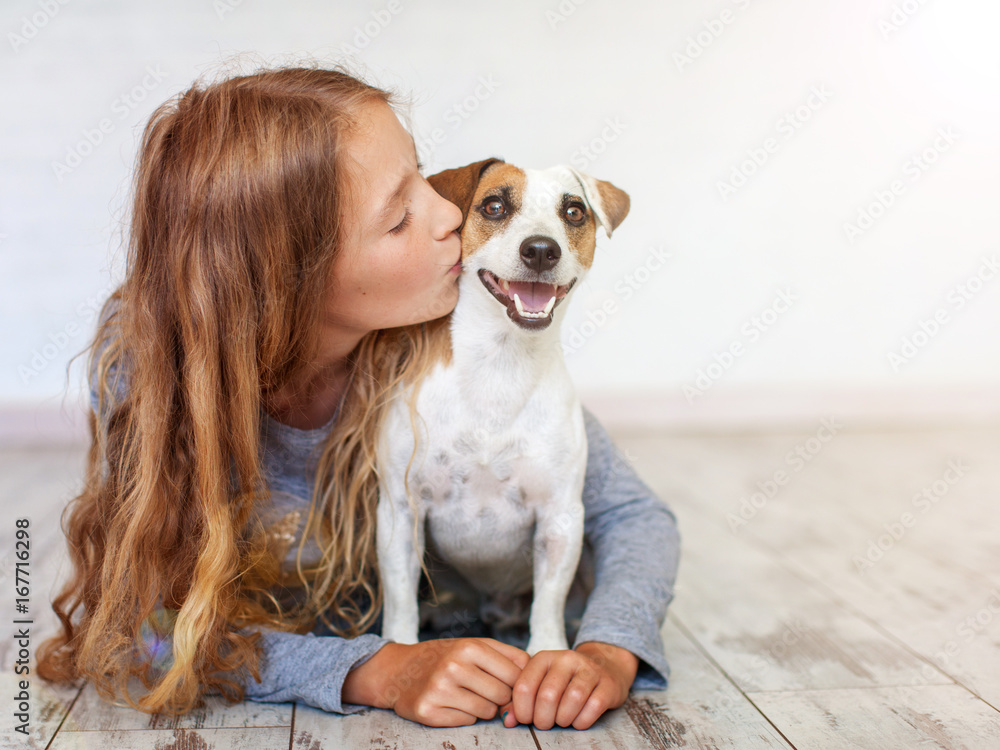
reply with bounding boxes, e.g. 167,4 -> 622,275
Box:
376,159 -> 629,655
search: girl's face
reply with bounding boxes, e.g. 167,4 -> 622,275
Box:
326,102 -> 464,334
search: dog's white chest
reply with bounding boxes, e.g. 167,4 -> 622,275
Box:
424,432 -> 541,593
382,363 -> 580,595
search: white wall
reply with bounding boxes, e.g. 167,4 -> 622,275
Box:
2,0 -> 999,441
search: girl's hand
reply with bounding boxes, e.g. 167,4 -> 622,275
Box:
500,641 -> 638,730
343,638 -> 530,727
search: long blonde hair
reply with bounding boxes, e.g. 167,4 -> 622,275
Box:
36,65 -> 450,715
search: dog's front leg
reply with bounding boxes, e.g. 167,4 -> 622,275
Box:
526,492 -> 586,655
377,481 -> 425,645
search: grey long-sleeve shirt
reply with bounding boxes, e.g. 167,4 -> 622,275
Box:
90,347 -> 680,715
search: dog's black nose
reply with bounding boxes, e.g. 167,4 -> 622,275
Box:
519,236 -> 561,273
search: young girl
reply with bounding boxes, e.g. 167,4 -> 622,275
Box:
37,64 -> 680,731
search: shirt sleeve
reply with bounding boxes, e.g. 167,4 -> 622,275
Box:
572,405 -> 681,691
237,627 -> 391,714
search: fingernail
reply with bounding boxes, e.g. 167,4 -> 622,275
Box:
501,710 -> 508,723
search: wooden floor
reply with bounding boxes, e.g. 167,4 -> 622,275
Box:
3,421 -> 1000,749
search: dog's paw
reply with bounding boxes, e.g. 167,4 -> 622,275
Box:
381,624 -> 420,645
526,633 -> 569,655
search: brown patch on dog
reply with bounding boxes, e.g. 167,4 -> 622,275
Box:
420,160 -> 523,376
460,162 -> 527,259
427,158 -> 504,231
562,196 -> 598,270
593,177 -> 630,234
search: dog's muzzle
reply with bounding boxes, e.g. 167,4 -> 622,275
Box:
478,267 -> 576,331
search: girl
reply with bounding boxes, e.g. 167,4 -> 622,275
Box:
37,64 -> 680,731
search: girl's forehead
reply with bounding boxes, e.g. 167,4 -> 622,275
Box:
346,106 -> 415,176
340,106 -> 416,215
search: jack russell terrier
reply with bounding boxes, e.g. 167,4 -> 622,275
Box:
376,158 -> 629,654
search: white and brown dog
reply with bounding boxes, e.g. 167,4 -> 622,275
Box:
376,159 -> 629,654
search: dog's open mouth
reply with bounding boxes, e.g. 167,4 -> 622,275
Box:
478,269 -> 576,330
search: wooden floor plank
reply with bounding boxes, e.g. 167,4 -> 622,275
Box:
664,506 -> 949,692
769,534 -> 1000,708
0,451 -> 83,674
48,726 -> 293,749
622,427 -> 1000,707
291,700 -> 538,749
749,684 -> 1000,750
4,425 -> 999,749
64,680 -> 293,731
0,672 -> 83,750
534,618 -> 793,749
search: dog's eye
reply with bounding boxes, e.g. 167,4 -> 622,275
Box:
564,202 -> 586,226
481,198 -> 506,219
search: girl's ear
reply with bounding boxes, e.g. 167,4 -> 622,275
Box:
427,158 -> 504,231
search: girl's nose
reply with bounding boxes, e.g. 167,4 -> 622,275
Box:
436,192 -> 463,239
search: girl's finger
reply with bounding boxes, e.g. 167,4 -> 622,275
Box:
443,685 -> 504,722
456,665 -> 518,708
554,671 -> 600,728
420,705 -> 480,728
455,640 -> 525,690
528,659 -> 578,730
498,700 -> 515,727
571,680 -> 617,730
476,638 -> 531,670
511,654 -> 552,726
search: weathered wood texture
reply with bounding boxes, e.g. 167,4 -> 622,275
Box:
3,424 -> 998,748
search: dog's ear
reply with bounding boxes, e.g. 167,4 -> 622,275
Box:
428,158 -> 504,231
565,167 -> 630,238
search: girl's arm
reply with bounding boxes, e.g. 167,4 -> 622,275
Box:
572,404 -> 681,690
240,627 -> 527,724
237,628 -> 389,714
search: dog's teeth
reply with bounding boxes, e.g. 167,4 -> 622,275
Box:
511,292 -> 554,319
501,279 -> 510,291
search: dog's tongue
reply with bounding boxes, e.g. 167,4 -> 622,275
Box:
507,281 -> 557,312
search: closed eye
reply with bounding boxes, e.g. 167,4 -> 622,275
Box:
389,209 -> 412,235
